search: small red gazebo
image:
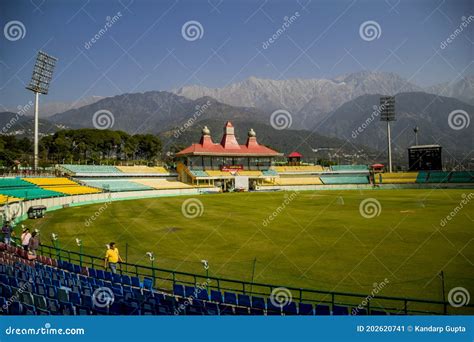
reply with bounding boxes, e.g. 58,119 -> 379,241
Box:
288,152 -> 302,166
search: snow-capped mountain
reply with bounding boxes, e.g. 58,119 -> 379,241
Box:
173,71 -> 423,128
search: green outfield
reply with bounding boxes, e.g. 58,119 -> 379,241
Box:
26,189 -> 473,303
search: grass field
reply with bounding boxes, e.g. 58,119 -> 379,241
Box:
26,189 -> 474,306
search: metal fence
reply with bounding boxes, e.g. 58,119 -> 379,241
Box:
37,244 -> 474,315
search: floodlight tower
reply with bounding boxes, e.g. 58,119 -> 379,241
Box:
380,96 -> 396,173
26,51 -> 58,171
413,126 -> 419,146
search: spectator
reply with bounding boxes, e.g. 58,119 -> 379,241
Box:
1,222 -> 14,245
28,231 -> 40,257
21,227 -> 32,251
104,242 -> 123,274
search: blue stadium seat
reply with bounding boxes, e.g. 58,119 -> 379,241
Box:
218,304 -> 233,315
37,308 -> 50,315
315,304 -> 330,315
210,290 -> 222,302
88,268 -> 97,278
251,296 -> 266,310
234,306 -> 249,315
237,294 -> 251,307
122,275 -> 131,286
332,305 -> 349,315
131,276 -> 140,288
143,277 -> 153,290
96,270 -> 105,280
224,292 -> 237,305
10,301 -> 23,315
184,286 -> 196,297
298,302 -> 314,315
69,292 -> 82,306
104,271 -> 113,282
266,298 -> 282,313
353,308 -> 367,315
197,289 -> 209,301
371,309 -> 388,315
283,301 -> 297,315
57,288 -> 70,303
47,298 -> 60,314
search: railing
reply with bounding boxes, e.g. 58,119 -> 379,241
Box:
35,244 -> 474,315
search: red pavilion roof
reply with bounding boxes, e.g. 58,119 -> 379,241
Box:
176,122 -> 282,157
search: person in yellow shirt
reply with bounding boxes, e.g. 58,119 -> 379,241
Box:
104,242 -> 123,274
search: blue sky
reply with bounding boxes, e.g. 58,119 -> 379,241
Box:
0,0 -> 472,108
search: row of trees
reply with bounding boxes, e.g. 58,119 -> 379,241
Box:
0,129 -> 163,167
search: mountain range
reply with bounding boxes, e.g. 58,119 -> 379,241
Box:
2,71 -> 472,159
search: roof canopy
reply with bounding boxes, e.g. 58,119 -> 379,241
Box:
176,122 -> 282,157
288,152 -> 302,158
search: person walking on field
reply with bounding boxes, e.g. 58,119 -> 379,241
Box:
104,242 -> 123,274
21,227 -> 32,251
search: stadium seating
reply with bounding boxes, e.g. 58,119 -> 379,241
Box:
23,178 -> 101,195
0,243 -> 392,316
375,172 -> 418,184
0,194 -> 22,205
236,170 -> 262,177
60,165 -> 121,175
188,169 -> 210,177
270,177 -> 323,185
273,165 -> 325,173
132,179 -> 195,189
425,171 -> 450,183
262,169 -> 279,177
416,171 -> 429,183
320,175 -> 369,184
449,171 -> 473,183
330,165 -> 368,171
115,166 -> 169,174
204,170 -> 233,177
81,180 -> 154,192
0,178 -> 63,200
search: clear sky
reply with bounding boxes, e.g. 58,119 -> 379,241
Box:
0,0 -> 472,108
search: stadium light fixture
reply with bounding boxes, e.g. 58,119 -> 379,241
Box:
26,50 -> 58,171
413,126 -> 419,146
380,96 -> 396,173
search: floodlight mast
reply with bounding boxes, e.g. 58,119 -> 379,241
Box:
26,51 -> 58,171
380,96 -> 396,173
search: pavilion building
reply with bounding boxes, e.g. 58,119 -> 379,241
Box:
175,121 -> 282,190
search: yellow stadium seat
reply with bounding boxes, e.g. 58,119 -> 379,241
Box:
116,166 -> 169,174
0,194 -> 22,204
23,178 -> 101,195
